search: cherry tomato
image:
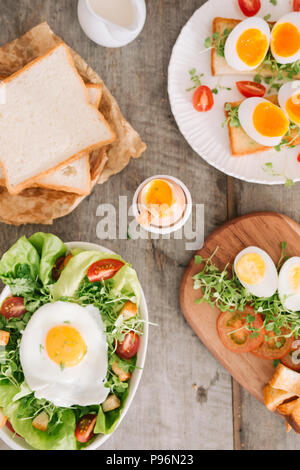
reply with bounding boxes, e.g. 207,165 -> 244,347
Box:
192,86 -> 214,112
238,0 -> 261,17
75,414 -> 97,443
1,297 -> 26,319
236,81 -> 266,98
87,259 -> 125,282
252,327 -> 293,360
116,331 -> 140,360
281,340 -> 300,371
52,254 -> 73,281
6,420 -> 22,437
294,0 -> 300,12
217,306 -> 265,354
297,153 -> 300,163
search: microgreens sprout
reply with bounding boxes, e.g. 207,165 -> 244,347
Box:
193,243 -> 300,341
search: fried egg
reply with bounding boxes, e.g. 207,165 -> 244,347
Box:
20,301 -> 109,407
224,18 -> 270,71
278,257 -> 300,311
234,247 -> 278,298
271,13 -> 300,65
278,81 -> 300,126
238,97 -> 290,147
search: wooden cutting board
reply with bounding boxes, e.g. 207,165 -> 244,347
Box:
180,212 -> 300,404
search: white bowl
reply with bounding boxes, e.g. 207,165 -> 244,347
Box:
0,241 -> 148,450
132,175 -> 192,235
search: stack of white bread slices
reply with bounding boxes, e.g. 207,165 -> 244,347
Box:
0,43 -> 115,196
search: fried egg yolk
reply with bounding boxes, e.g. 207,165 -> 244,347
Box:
236,28 -> 269,67
272,23 -> 300,59
285,93 -> 300,124
289,264 -> 300,294
236,253 -> 266,285
252,102 -> 289,137
46,325 -> 87,368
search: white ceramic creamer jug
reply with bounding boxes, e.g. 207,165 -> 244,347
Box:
77,0 -> 146,48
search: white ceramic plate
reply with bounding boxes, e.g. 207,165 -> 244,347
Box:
168,0 -> 299,184
0,241 -> 148,451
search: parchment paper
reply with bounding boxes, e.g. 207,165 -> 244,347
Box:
0,22 -> 146,226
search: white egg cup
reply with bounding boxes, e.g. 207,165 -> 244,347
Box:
132,175 -> 193,236
77,0 -> 147,48
0,242 -> 149,451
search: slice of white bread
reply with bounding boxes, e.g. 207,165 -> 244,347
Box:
34,84 -> 102,195
0,84 -> 103,194
0,43 -> 115,194
212,18 -> 300,79
225,94 -> 300,156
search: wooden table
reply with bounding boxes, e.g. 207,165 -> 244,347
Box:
0,0 -> 300,451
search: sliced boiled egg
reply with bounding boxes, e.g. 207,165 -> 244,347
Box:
271,13 -> 300,65
224,17 -> 270,71
137,178 -> 186,228
278,81 -> 300,126
234,246 -> 278,298
238,97 -> 290,147
278,257 -> 300,311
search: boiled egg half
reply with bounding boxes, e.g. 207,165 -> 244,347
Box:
278,257 -> 300,311
20,301 -> 109,407
234,246 -> 278,298
224,17 -> 270,71
271,13 -> 300,65
238,97 -> 289,147
278,81 -> 300,126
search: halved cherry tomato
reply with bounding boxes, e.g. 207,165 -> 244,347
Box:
217,306 -> 265,354
1,297 -> 26,319
75,414 -> 97,443
252,327 -> 293,360
87,259 -> 125,282
297,153 -> 300,163
294,0 -> 300,12
192,86 -> 214,112
6,420 -> 22,437
238,0 -> 261,17
116,331 -> 140,360
281,340 -> 300,371
236,81 -> 266,98
52,254 -> 73,281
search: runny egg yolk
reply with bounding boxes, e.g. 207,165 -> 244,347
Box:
145,179 -> 173,208
253,102 -> 289,137
272,23 -> 300,58
289,264 -> 300,294
46,325 -> 87,368
286,93 -> 300,124
236,28 -> 269,67
236,253 -> 266,285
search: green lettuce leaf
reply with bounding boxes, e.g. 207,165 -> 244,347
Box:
0,237 -> 40,280
111,265 -> 141,305
29,233 -> 67,286
94,388 -> 129,435
3,400 -> 77,450
0,381 -> 19,408
51,251 -> 124,300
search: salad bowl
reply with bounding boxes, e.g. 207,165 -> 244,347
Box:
0,241 -> 148,451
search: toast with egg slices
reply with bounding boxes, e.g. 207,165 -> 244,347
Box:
211,17 -> 300,79
225,94 -> 300,156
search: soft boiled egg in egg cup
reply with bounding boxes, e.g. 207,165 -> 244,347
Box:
278,81 -> 300,126
133,175 -> 192,235
279,257 -> 300,311
234,246 -> 278,298
238,97 -> 290,147
271,13 -> 300,65
224,17 -> 270,72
